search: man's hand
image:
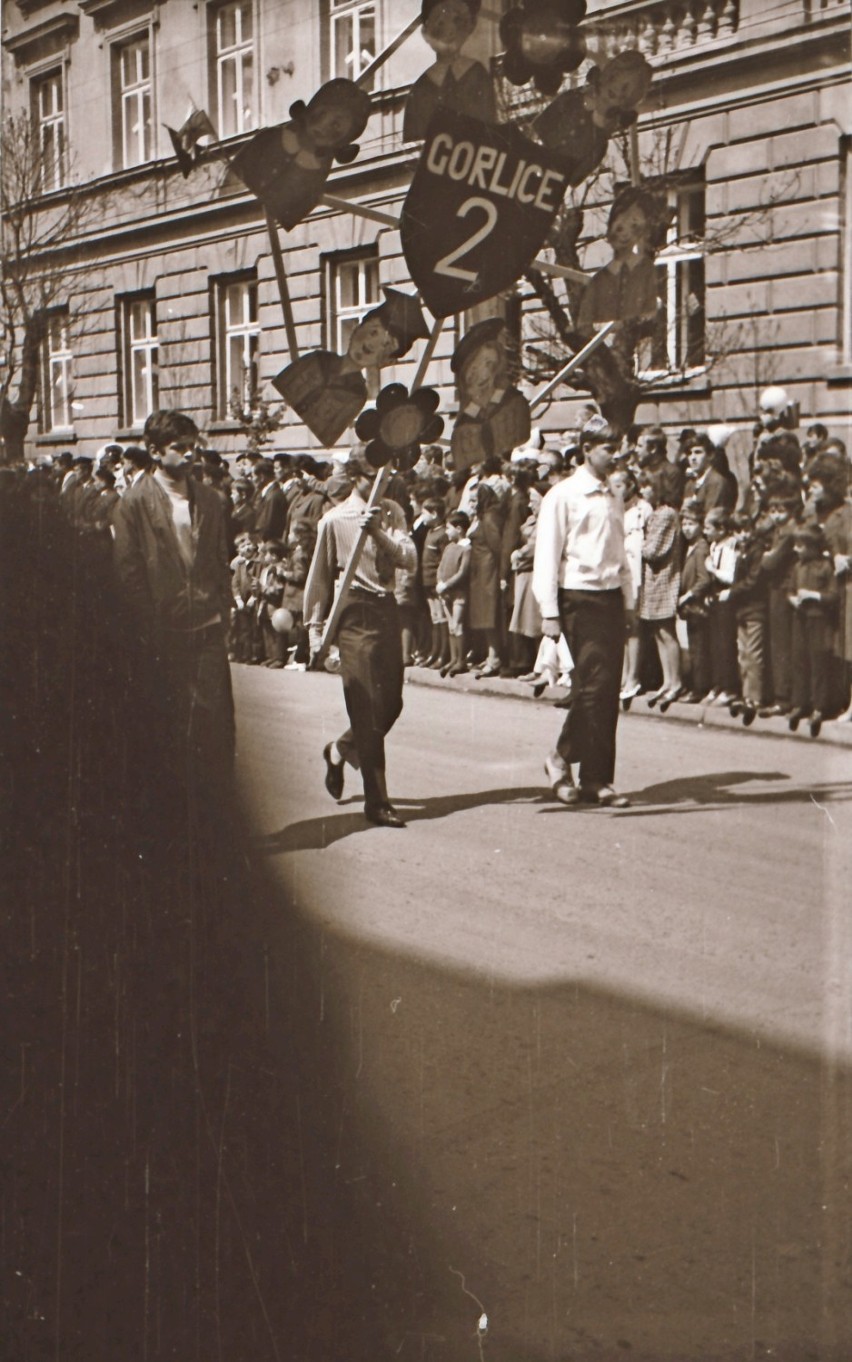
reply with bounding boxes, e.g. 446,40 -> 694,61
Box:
541,616 -> 561,640
718,588 -> 732,603
359,506 -> 382,539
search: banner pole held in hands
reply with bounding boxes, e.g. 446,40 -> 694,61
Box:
356,15 -> 422,89
265,211 -> 300,362
311,462 -> 393,668
529,323 -> 616,414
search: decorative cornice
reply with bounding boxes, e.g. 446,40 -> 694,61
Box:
4,12 -> 79,65
78,0 -> 156,29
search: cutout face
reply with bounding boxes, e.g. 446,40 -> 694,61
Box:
347,316 -> 399,369
460,340 -> 505,409
423,0 -> 477,55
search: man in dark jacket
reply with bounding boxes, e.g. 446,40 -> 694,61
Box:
113,409 -> 235,781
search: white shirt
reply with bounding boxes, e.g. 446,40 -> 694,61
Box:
532,464 -> 634,618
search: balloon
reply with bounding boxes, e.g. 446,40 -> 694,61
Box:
270,606 -> 295,634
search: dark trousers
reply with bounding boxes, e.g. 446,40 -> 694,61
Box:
707,599 -> 739,693
158,622 -> 236,782
555,588 -> 624,789
791,609 -> 833,713
767,587 -> 793,707
336,594 -> 404,810
685,613 -> 711,696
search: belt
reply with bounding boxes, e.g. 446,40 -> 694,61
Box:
349,584 -> 392,601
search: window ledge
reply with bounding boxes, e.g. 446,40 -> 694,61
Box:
34,430 -> 78,445
826,363 -> 852,387
114,427 -> 146,440
637,371 -> 711,397
208,420 -> 244,434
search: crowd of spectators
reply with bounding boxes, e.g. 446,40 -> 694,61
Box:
6,398 -> 851,739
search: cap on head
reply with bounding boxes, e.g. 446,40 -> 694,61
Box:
451,317 -> 507,376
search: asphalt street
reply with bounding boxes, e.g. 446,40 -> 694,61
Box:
234,666 -> 852,1362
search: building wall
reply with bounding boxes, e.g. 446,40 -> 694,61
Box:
1,0 -> 849,461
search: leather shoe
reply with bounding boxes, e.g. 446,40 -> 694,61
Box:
364,802 -> 406,828
322,743 -> 344,801
580,784 -> 631,808
544,753 -> 580,805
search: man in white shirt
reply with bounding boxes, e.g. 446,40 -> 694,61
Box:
532,425 -> 635,807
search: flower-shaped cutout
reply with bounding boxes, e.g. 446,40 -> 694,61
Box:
354,384 -> 444,472
500,0 -> 587,95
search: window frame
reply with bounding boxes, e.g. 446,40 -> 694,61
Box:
118,292 -> 159,430
40,309 -> 74,434
212,273 -> 260,420
31,67 -> 67,193
112,31 -> 154,170
328,0 -> 379,90
210,0 -> 256,141
636,175 -> 707,381
324,248 -> 381,355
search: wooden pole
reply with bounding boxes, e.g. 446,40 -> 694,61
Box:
531,256 -> 590,286
265,211 -> 300,362
319,194 -> 400,228
529,323 -> 616,414
356,15 -> 422,89
311,463 -> 393,667
411,314 -> 444,391
629,123 -> 641,187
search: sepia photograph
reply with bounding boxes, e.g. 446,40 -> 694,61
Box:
1,1 -> 851,1358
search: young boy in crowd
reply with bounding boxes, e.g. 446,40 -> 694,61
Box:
676,498 -> 711,702
257,538 -> 288,668
229,531 -> 260,662
787,522 -> 838,737
421,496 -> 450,669
280,519 -> 316,668
435,511 -> 471,677
757,478 -> 801,716
716,512 -> 770,725
701,508 -> 740,705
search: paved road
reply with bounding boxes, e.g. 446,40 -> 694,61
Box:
235,667 -> 852,1361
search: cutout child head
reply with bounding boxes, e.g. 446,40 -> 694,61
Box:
346,289 -> 430,370
422,0 -> 480,56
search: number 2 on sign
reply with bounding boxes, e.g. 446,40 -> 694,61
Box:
434,197 -> 499,282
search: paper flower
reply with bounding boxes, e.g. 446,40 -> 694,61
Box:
354,384 -> 444,472
500,0 -> 587,95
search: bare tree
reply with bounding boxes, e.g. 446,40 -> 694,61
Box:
498,79 -> 795,434
0,112 -> 98,463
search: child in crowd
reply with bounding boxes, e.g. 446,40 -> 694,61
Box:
717,512 -> 770,725
758,480 -> 800,715
610,466 -> 651,705
230,531 -> 261,662
637,469 -> 682,710
421,496 -> 450,668
787,522 -> 838,737
280,519 -> 315,668
435,511 -> 471,677
258,538 -> 288,668
702,508 -> 740,705
676,498 -> 711,702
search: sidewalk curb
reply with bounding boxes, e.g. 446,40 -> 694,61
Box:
404,666 -> 852,750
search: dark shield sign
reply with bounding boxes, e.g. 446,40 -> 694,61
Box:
400,108 -> 569,318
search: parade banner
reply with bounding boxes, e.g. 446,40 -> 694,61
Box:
400,108 -> 569,317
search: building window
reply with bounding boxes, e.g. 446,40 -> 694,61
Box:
215,276 -> 259,417
212,1 -> 254,139
32,70 -> 66,192
641,178 -> 706,374
326,250 -> 380,354
41,311 -> 73,432
330,0 -> 377,89
114,35 -> 153,168
120,294 -> 159,428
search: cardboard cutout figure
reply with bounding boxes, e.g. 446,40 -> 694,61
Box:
165,109 -> 218,177
500,0 -> 587,95
230,79 -> 372,231
272,289 -> 430,447
355,383 -> 445,471
576,186 -> 664,333
401,108 -> 569,317
450,318 -> 531,472
403,0 -> 496,143
534,49 -> 652,187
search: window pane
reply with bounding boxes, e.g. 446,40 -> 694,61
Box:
218,5 -> 237,50
338,261 -> 359,311
131,349 -> 149,425
241,54 -> 254,129
334,16 -> 356,78
220,56 -> 238,137
364,258 -> 379,304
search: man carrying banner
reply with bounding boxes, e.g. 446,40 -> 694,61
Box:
304,456 -> 417,828
532,422 -> 634,808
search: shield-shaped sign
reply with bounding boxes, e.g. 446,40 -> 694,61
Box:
400,108 -> 570,318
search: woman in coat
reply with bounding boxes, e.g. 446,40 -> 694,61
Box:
637,468 -> 683,708
468,481 -> 505,676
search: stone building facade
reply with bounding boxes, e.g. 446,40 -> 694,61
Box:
1,0 -> 849,463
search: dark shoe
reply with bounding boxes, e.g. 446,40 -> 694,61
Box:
322,743 -> 344,801
809,711 -> 823,739
679,691 -> 701,705
474,662 -> 502,679
552,692 -> 573,709
645,688 -> 666,709
544,753 -> 580,805
727,697 -> 744,717
580,784 -> 631,809
788,708 -> 804,733
440,661 -> 453,677
365,802 -> 406,828
741,701 -> 757,727
448,662 -> 468,676
658,686 -> 683,714
268,659 -> 285,669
